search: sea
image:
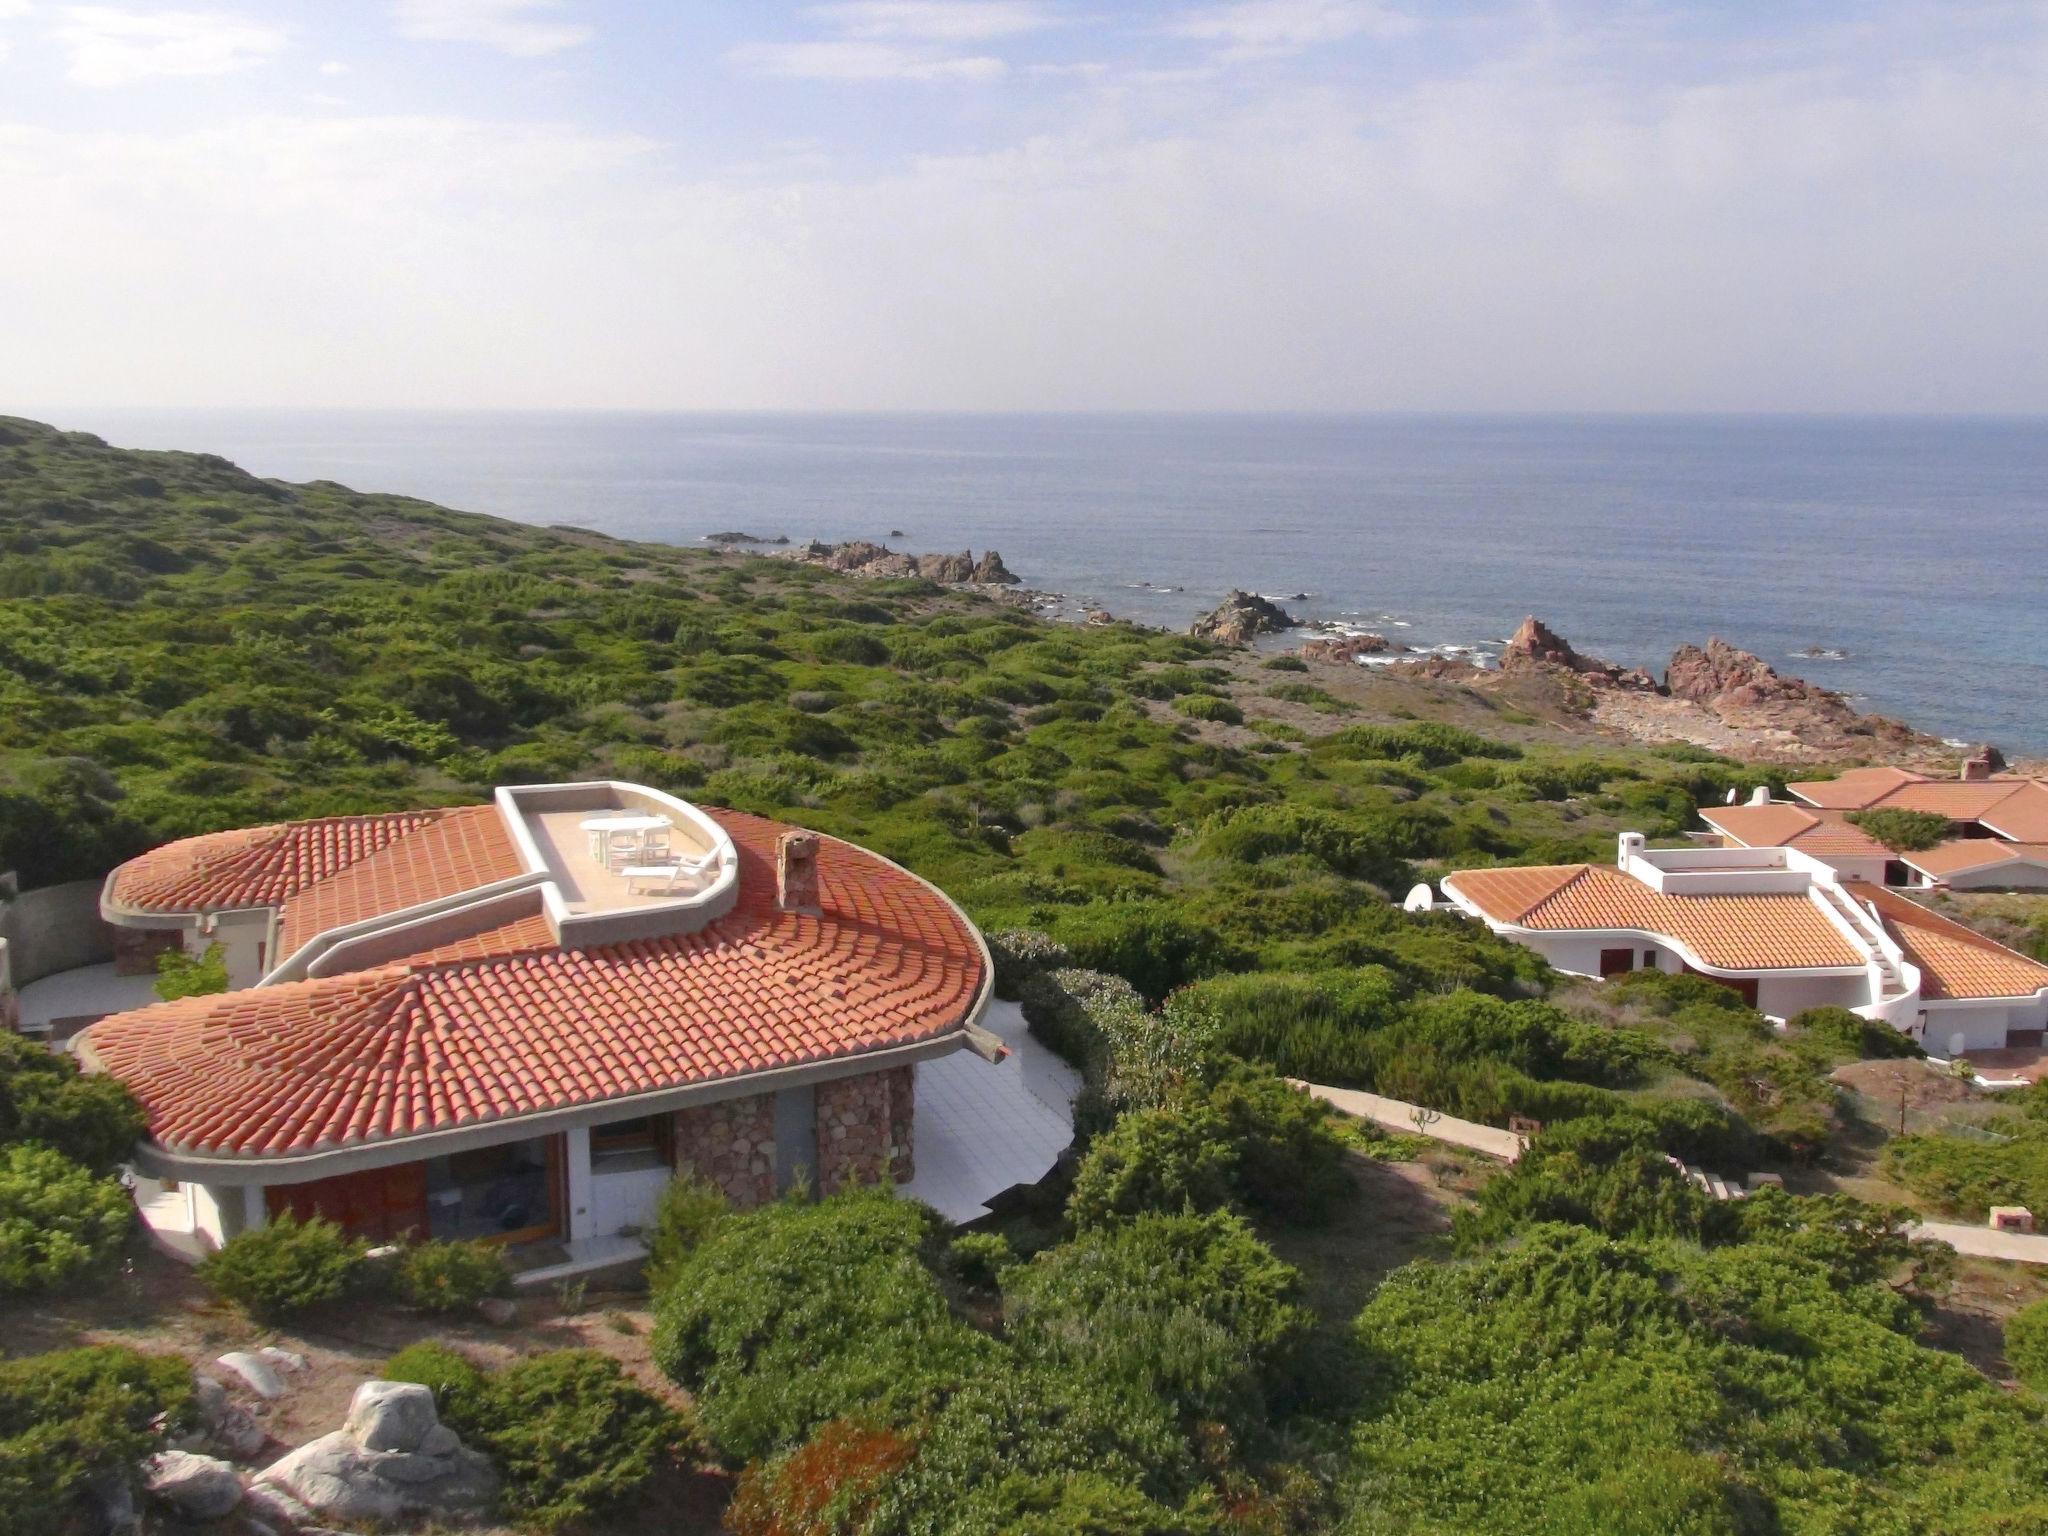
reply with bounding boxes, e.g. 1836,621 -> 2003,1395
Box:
82,411 -> 2048,754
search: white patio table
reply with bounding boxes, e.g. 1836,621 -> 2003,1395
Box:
577,813 -> 669,863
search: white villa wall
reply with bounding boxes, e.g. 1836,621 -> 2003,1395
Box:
1756,974 -> 1866,1020
1826,857 -> 1891,886
188,1181 -> 236,1247
1928,1006 -> 2017,1058
1944,863 -> 2048,892
590,1162 -> 670,1236
198,915 -> 271,991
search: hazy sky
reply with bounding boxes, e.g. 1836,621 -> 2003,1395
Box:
3,1 -> 2046,412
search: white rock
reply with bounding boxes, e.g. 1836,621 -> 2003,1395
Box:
477,1296 -> 517,1326
212,1404 -> 271,1460
254,1429 -> 497,1524
259,1346 -> 308,1374
191,1373 -> 230,1427
215,1351 -> 286,1400
144,1450 -> 243,1520
344,1380 -> 437,1453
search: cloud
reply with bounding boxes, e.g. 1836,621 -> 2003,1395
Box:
803,2 -> 1060,43
53,6 -> 286,86
729,39 -> 1006,81
318,58 -> 348,76
391,0 -> 590,57
1169,0 -> 1417,60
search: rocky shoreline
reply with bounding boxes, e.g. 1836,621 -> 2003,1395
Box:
722,544 -> 2002,768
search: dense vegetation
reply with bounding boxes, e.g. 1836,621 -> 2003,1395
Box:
0,1031 -> 142,1293
8,419 -> 2048,1533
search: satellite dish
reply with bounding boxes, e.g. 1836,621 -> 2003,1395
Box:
1403,883 -> 1435,913
1725,788 -> 1738,804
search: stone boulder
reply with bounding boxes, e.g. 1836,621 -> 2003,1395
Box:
252,1379 -> 498,1526
913,550 -> 977,583
1191,590 -> 1297,645
1664,637 -> 1836,708
144,1450 -> 242,1521
970,549 -> 1019,584
216,1351 -> 286,1401
1498,617 -> 1657,690
1298,633 -> 1400,663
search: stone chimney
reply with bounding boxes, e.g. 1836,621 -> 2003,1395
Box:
1961,745 -> 2005,781
776,830 -> 822,915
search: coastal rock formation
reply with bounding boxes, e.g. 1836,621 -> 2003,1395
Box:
1298,633 -> 1401,663
1665,637 -> 1836,709
791,540 -> 1019,585
1191,590 -> 1297,645
1498,617 -> 1657,691
703,530 -> 789,545
252,1381 -> 497,1526
1660,637 -> 1931,755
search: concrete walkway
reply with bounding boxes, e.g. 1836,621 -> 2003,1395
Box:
1911,1220 -> 2048,1266
1296,1082 -> 1525,1163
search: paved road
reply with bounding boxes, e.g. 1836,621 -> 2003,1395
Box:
1912,1220 -> 2048,1266
1296,1082 -> 1525,1162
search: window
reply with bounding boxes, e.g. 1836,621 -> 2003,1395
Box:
1642,949 -> 1657,968
1598,947 -> 1635,977
592,1114 -> 672,1170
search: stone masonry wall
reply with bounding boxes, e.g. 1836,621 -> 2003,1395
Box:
672,1093 -> 775,1208
816,1066 -> 916,1195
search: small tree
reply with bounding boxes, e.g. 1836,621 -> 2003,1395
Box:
0,1031 -> 146,1175
0,1143 -> 133,1294
2006,1297 -> 2048,1393
154,942 -> 228,1002
645,1171 -> 729,1295
394,1238 -> 511,1313
196,1209 -> 368,1319
1846,808 -> 1954,853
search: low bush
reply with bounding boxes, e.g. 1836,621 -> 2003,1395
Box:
646,1172 -> 730,1295
1260,654 -> 1308,672
652,1191 -> 997,1461
727,1417 -> 917,1536
1051,902 -> 1240,1002
1066,1104 -> 1237,1229
1203,1068 -> 1351,1225
1454,1114 -> 1724,1248
388,1344 -> 679,1531
0,1345 -> 193,1536
1846,808 -> 1954,852
984,928 -> 1071,1000
1788,1005 -> 1923,1064
1004,1209 -> 1312,1436
394,1238 -> 511,1313
948,1230 -> 1017,1289
1884,1119 -> 2048,1220
152,941 -> 228,1002
2006,1297 -> 2048,1393
0,1031 -> 147,1175
196,1209 -> 368,1319
0,1142 -> 132,1294
1172,694 -> 1243,725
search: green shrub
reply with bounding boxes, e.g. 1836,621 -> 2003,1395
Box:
2006,1297 -> 2048,1393
196,1209 -> 368,1319
0,1345 -> 193,1536
1260,654 -> 1308,672
389,1344 -> 678,1531
1846,808 -> 1953,852
948,1230 -> 1017,1288
1883,1120 -> 2048,1219
1172,694 -> 1243,725
646,1172 -> 730,1294
0,1143 -> 132,1294
1454,1114 -> 1724,1248
652,1191 -> 996,1461
152,941 -> 228,1002
1164,968 -> 1402,1084
394,1238 -> 511,1312
1051,901 -> 1242,1002
1004,1209 -> 1312,1435
1203,1068 -> 1351,1225
1787,1005 -> 1922,1064
0,1032 -> 147,1174
985,928 -> 1071,1000
1067,1104 -> 1237,1229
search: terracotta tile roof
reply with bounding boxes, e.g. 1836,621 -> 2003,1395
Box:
82,811 -> 985,1161
1979,783 -> 2048,842
1699,804 -> 1890,858
275,807 -> 524,958
1900,840 -> 2048,880
1785,767 -> 1927,810
1860,887 -> 2048,1002
1444,864 -> 1863,971
1876,781 -> 2035,820
106,810 -> 451,915
380,901 -> 561,970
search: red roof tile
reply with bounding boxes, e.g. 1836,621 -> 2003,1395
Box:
1859,887 -> 2048,1002
1699,804 -> 1891,858
1444,864 -> 1864,970
107,809 -> 462,916
276,807 -> 524,958
82,811 -> 986,1161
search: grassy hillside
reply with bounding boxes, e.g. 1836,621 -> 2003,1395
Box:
11,416 -> 2048,1534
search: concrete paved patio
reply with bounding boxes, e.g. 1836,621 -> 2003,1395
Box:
18,962 -> 162,1041
901,999 -> 1080,1223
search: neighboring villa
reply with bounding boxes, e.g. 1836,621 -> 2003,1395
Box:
78,782 -> 995,1264
1700,762 -> 2048,890
1436,833 -> 2048,1058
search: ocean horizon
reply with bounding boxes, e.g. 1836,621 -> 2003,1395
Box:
74,408 -> 2048,754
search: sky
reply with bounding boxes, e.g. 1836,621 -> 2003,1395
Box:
2,0 -> 2046,413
